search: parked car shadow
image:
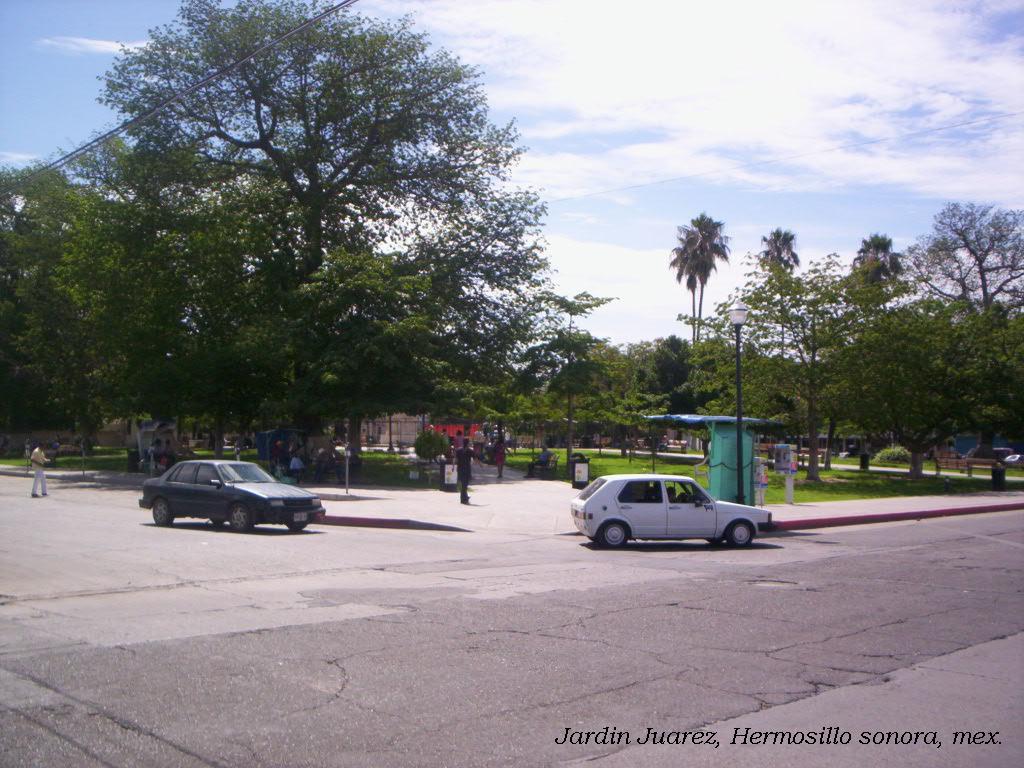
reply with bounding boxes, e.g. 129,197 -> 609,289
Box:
142,522 -> 325,535
580,540 -> 783,551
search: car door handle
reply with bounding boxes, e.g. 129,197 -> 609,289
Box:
620,504 -> 632,509
668,505 -> 682,510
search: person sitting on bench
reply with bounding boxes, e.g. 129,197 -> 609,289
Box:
528,447 -> 555,476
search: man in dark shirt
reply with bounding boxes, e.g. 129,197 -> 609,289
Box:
455,443 -> 476,505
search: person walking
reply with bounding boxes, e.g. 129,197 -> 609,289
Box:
289,453 -> 305,484
494,438 -> 506,479
455,441 -> 477,505
30,442 -> 50,497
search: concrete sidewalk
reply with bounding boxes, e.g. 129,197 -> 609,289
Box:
3,462 -> 1022,534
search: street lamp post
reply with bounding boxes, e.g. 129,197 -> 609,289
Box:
728,302 -> 750,505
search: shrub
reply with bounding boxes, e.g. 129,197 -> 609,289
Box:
414,430 -> 449,462
875,445 -> 911,464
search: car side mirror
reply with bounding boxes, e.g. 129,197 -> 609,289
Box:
693,499 -> 704,506
210,478 -> 222,488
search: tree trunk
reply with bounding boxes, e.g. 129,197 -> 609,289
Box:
909,451 -> 925,478
213,415 -> 225,459
696,283 -> 706,342
566,391 -> 575,473
806,405 -> 820,482
348,415 -> 362,458
824,417 -> 836,471
691,289 -> 697,343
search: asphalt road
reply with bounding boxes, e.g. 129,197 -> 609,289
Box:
1,476 -> 1022,767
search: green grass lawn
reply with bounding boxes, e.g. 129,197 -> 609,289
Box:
504,447 -> 1004,503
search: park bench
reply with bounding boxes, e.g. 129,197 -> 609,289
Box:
934,457 -> 996,477
527,453 -> 560,479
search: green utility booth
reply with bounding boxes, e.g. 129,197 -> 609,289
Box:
707,420 -> 755,504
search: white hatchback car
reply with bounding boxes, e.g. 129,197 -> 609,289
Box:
571,474 -> 774,548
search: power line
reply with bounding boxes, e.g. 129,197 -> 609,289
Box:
548,110 -> 1024,204
2,0 -> 361,195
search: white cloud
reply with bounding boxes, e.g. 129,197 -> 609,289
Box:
0,151 -> 37,165
372,0 -> 1024,205
37,37 -> 146,55
545,234 -> 749,345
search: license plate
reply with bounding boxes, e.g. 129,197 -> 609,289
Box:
293,512 -> 308,522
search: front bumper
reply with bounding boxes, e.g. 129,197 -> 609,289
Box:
265,502 -> 325,524
138,498 -> 150,509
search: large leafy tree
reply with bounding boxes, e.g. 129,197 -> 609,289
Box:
102,0 -> 522,278
739,255 -> 862,481
0,170 -> 85,432
521,292 -> 613,468
670,213 -> 730,342
838,300 -> 970,477
907,202 -> 1024,312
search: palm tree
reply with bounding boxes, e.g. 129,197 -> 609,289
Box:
670,214 -> 730,342
759,228 -> 799,271
669,234 -> 699,341
854,234 -> 902,283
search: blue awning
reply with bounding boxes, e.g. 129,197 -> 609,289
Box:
642,414 -> 782,427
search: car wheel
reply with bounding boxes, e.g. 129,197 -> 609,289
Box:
286,521 -> 308,533
597,521 -> 629,548
152,498 -> 174,527
228,503 -> 254,532
725,521 -> 754,547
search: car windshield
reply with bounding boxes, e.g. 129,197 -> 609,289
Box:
218,463 -> 275,483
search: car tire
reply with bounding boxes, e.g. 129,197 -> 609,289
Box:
597,521 -> 629,548
724,521 -> 754,547
228,503 -> 254,532
152,498 -> 174,527
286,521 -> 308,533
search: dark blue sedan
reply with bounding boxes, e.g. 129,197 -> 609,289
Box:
139,460 -> 324,532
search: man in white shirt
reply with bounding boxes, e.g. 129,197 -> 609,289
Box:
30,443 -> 49,497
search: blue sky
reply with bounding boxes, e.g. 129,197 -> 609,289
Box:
2,0 -> 1022,343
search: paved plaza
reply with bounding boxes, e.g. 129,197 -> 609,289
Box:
1,471 -> 1022,767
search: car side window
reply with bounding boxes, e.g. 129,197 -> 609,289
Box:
171,464 -> 197,484
664,480 -> 696,504
194,464 -> 218,486
618,481 -> 663,504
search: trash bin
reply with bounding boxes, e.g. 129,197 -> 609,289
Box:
570,452 -> 590,489
439,459 -> 458,492
127,449 -> 140,472
859,452 -> 870,471
992,465 -> 1007,491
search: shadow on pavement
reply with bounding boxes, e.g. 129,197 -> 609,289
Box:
580,540 -> 784,552
141,522 -> 326,536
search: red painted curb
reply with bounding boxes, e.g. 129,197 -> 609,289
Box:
774,501 -> 1024,531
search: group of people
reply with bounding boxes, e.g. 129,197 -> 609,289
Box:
270,439 -> 349,484
270,439 -> 308,481
146,438 -> 176,473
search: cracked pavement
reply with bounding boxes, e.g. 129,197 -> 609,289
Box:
0,476 -> 1022,767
